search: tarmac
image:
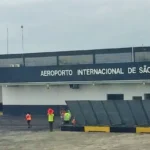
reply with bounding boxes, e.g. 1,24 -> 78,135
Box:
1,116 -> 150,150
0,115 -> 61,132
0,130 -> 150,150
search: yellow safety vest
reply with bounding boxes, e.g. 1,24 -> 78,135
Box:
64,113 -> 71,121
48,114 -> 54,122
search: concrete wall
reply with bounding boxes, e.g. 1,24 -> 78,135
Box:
2,83 -> 150,115
2,83 -> 150,104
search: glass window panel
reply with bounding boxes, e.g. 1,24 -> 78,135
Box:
59,55 -> 93,65
0,58 -> 23,67
25,56 -> 57,66
135,52 -> 150,62
95,53 -> 132,64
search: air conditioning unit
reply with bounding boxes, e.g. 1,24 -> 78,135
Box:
10,64 -> 15,67
15,64 -> 21,67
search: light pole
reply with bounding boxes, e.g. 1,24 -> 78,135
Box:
21,25 -> 24,53
21,25 -> 25,66
7,27 -> 9,54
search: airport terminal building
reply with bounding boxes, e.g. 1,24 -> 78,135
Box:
0,46 -> 150,116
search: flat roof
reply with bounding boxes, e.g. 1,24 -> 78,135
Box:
0,46 -> 149,59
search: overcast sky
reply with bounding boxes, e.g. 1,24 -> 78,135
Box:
0,0 -> 150,54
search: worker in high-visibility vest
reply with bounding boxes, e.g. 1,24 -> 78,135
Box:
48,109 -> 54,131
25,112 -> 32,128
63,110 -> 71,124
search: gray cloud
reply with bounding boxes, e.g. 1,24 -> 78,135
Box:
0,0 -> 150,54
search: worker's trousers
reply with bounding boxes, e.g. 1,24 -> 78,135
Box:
27,120 -> 31,128
49,122 -> 54,132
64,120 -> 70,124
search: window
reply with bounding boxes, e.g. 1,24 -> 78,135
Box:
144,94 -> 150,100
0,58 -> 23,67
59,55 -> 93,65
132,96 -> 142,100
95,53 -> 132,64
107,94 -> 124,100
135,52 -> 150,62
25,56 -> 57,66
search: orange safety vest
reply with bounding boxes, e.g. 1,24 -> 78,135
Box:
26,114 -> 32,121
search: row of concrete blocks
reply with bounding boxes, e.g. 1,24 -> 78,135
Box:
61,126 -> 150,133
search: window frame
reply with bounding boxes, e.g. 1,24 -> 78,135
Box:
132,96 -> 142,100
107,94 -> 124,100
58,54 -> 94,65
25,56 -> 57,66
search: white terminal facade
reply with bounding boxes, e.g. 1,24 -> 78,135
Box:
0,46 -> 150,115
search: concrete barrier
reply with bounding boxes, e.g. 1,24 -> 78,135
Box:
136,127 -> 150,133
84,126 -> 110,132
61,125 -> 150,133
